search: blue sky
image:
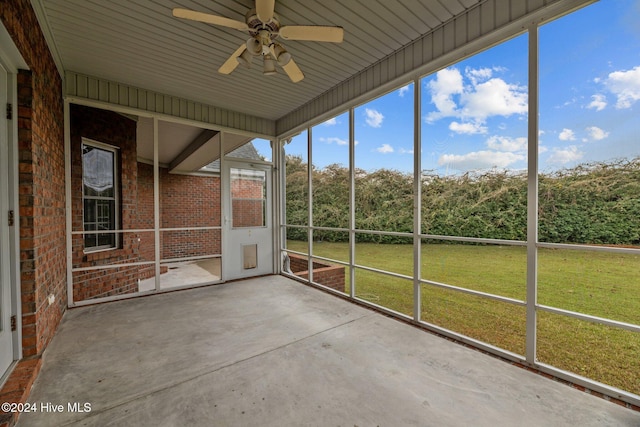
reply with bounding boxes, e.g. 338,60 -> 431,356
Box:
285,0 -> 640,175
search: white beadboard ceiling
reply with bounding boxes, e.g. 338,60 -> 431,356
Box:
31,0 -> 594,170
35,0 -> 483,122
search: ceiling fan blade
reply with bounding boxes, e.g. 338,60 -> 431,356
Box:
279,25 -> 344,43
219,44 -> 247,74
255,0 -> 275,23
173,8 -> 248,31
282,58 -> 304,83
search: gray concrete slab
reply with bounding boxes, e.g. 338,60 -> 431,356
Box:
18,276 -> 640,426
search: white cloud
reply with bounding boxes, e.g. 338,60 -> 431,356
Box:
425,67 -> 527,123
319,137 -> 348,146
438,150 -> 524,171
398,85 -> 410,97
548,145 -> 583,165
586,126 -> 609,141
449,121 -> 488,135
559,128 -> 576,141
426,68 -> 464,120
399,148 -> 414,154
322,117 -> 338,126
486,135 -> 527,152
365,108 -> 384,128
604,66 -> 640,109
376,144 -> 394,154
465,66 -> 493,85
461,78 -> 528,120
587,94 -> 607,111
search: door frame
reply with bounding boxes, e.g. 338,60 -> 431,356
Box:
0,23 -> 26,383
221,156 -> 275,281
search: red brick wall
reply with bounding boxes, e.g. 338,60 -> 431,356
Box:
288,254 -> 346,292
160,169 -> 221,259
70,104 -> 140,301
136,162 -> 156,279
1,0 -> 66,358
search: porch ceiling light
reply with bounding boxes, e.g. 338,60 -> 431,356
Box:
236,49 -> 253,68
272,43 -> 291,66
245,36 -> 263,56
263,54 -> 277,75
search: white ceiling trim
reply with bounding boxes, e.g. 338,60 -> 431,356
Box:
30,0 -> 64,76
65,71 -> 276,136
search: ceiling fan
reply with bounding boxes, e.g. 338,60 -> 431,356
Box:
172,0 -> 344,83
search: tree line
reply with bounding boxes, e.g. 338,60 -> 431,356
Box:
285,156 -> 640,245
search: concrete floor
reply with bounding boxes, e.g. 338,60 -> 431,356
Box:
138,258 -> 221,292
19,276 -> 640,426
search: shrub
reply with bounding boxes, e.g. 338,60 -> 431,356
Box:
285,156 -> 640,246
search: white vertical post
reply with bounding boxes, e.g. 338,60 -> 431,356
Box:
413,79 -> 422,322
307,128 -> 313,283
349,108 -> 356,298
272,138 -> 280,274
526,24 -> 539,364
153,117 -> 160,291
64,100 -> 74,306
271,138 -> 277,274
279,138 -> 290,268
220,131 -> 226,281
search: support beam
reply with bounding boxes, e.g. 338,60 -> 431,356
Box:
169,129 -> 219,172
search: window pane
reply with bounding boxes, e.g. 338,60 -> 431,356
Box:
310,231 -> 350,263
421,284 -> 526,356
82,142 -> 117,250
421,240 -> 526,301
420,35 -> 528,239
355,235 -> 412,276
284,131 -> 309,226
538,312 -> 640,396
355,269 -> 413,317
538,1 -> 640,247
538,248 -> 640,325
83,198 -> 116,249
354,84 -> 414,232
311,112 -> 349,229
231,168 -> 266,228
82,145 -> 115,198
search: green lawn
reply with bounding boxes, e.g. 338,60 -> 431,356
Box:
286,240 -> 640,396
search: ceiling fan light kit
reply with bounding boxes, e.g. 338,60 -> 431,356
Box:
263,54 -> 277,75
272,44 -> 291,66
236,48 -> 253,68
172,0 -> 343,82
246,36 -> 263,56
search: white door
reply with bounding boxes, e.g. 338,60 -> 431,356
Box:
222,161 -> 273,280
0,63 -> 14,377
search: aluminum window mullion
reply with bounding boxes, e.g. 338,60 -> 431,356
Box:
153,117 -> 160,292
65,100 -> 74,306
413,78 -> 421,323
349,107 -> 356,299
307,128 -> 313,284
526,24 -> 540,365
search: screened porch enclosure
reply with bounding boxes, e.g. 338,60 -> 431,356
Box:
68,103 -> 273,304
279,0 -> 640,406
45,0 -> 638,413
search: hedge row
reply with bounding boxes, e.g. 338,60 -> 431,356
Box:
285,156 -> 640,245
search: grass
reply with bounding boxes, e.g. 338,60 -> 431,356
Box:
286,240 -> 640,396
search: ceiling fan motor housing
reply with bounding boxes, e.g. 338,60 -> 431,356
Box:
246,9 -> 281,38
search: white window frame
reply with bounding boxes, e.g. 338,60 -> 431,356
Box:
81,138 -> 120,253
